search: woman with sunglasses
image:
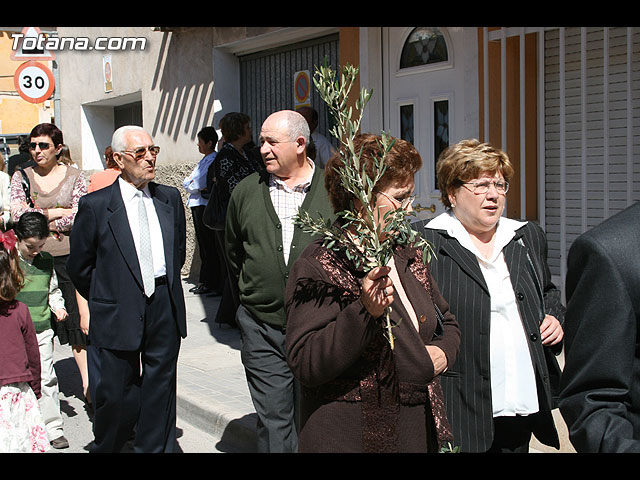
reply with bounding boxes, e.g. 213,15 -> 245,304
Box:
414,139 -> 565,453
9,123 -> 89,443
284,134 -> 460,452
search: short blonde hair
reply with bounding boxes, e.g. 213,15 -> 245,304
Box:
436,139 -> 514,208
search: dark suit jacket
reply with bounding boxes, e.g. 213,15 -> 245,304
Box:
414,218 -> 564,452
559,201 -> 640,452
67,179 -> 187,351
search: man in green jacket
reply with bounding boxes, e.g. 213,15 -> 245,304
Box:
226,109 -> 335,453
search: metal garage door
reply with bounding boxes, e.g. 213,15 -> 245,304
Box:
543,27 -> 640,283
239,34 -> 339,146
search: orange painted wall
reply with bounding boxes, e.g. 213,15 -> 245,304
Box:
477,28 -> 539,221
0,31 -> 54,136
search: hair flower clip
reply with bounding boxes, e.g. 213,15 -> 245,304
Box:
0,229 -> 18,252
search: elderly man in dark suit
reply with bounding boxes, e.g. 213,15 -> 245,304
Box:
559,201 -> 640,453
67,125 -> 187,453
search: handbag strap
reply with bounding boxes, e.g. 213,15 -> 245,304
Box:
19,167 -> 34,208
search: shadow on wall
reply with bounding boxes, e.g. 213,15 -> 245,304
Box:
147,30 -> 221,278
149,30 -> 218,143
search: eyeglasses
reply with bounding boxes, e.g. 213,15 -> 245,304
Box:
461,180 -> 509,195
29,142 -> 54,150
121,145 -> 160,160
377,191 -> 416,210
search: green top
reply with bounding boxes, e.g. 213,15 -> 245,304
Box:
17,251 -> 54,334
226,166 -> 335,328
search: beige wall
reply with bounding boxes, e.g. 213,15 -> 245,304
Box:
56,27 -> 218,168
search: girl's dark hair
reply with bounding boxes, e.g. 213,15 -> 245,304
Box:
15,212 -> 49,241
0,247 -> 24,306
197,126 -> 219,146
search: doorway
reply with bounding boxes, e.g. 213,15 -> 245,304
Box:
383,27 -> 465,220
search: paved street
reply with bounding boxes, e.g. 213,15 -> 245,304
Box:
50,341 -> 239,453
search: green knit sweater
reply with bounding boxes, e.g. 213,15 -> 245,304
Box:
17,252 -> 54,334
226,166 -> 335,328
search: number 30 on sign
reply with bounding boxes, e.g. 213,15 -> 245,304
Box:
13,61 -> 55,104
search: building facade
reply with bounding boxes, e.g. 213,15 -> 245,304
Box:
51,26 -> 640,293
0,28 -> 56,157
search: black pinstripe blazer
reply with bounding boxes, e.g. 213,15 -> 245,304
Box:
413,218 -> 564,452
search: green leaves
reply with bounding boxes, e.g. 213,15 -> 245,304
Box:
294,61 -> 435,349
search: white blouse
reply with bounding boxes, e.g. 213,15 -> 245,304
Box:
427,211 -> 539,417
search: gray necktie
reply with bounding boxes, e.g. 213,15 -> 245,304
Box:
136,190 -> 155,297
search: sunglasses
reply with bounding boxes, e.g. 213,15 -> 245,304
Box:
121,145 -> 161,160
29,142 -> 54,150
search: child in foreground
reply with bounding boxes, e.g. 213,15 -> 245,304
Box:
0,228 -> 50,453
15,212 -> 69,449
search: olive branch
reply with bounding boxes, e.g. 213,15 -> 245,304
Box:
294,61 -> 435,350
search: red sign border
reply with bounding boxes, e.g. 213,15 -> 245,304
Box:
294,71 -> 310,104
13,60 -> 55,104
9,26 -> 57,62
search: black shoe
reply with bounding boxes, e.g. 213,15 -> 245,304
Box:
50,436 -> 69,449
192,285 -> 212,294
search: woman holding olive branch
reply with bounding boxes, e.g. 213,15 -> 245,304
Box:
284,63 -> 460,453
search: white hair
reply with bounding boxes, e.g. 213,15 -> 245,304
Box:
285,110 -> 310,144
111,125 -> 147,153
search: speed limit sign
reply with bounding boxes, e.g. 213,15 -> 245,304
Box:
13,61 -> 55,104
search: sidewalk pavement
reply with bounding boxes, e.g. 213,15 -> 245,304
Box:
176,279 -> 258,452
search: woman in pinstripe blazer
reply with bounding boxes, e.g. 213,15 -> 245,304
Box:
414,139 -> 565,452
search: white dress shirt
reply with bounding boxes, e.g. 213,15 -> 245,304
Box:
183,151 -> 216,207
311,132 -> 336,169
427,211 -> 539,417
118,177 -> 166,278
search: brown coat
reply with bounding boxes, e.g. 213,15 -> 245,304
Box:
285,241 -> 460,453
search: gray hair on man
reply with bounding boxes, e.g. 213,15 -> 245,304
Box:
111,125 -> 147,153
284,110 -> 310,144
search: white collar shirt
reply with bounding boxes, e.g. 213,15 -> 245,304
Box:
118,177 -> 166,278
427,210 -> 539,417
269,158 -> 315,265
184,151 -> 216,207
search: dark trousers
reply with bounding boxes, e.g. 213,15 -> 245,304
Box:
191,205 -> 222,291
214,228 -> 239,326
487,415 -> 534,453
236,304 -> 298,452
90,283 -> 181,453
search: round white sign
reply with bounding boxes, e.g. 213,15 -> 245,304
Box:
13,61 -> 55,104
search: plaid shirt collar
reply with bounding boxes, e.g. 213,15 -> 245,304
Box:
268,157 -> 315,192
